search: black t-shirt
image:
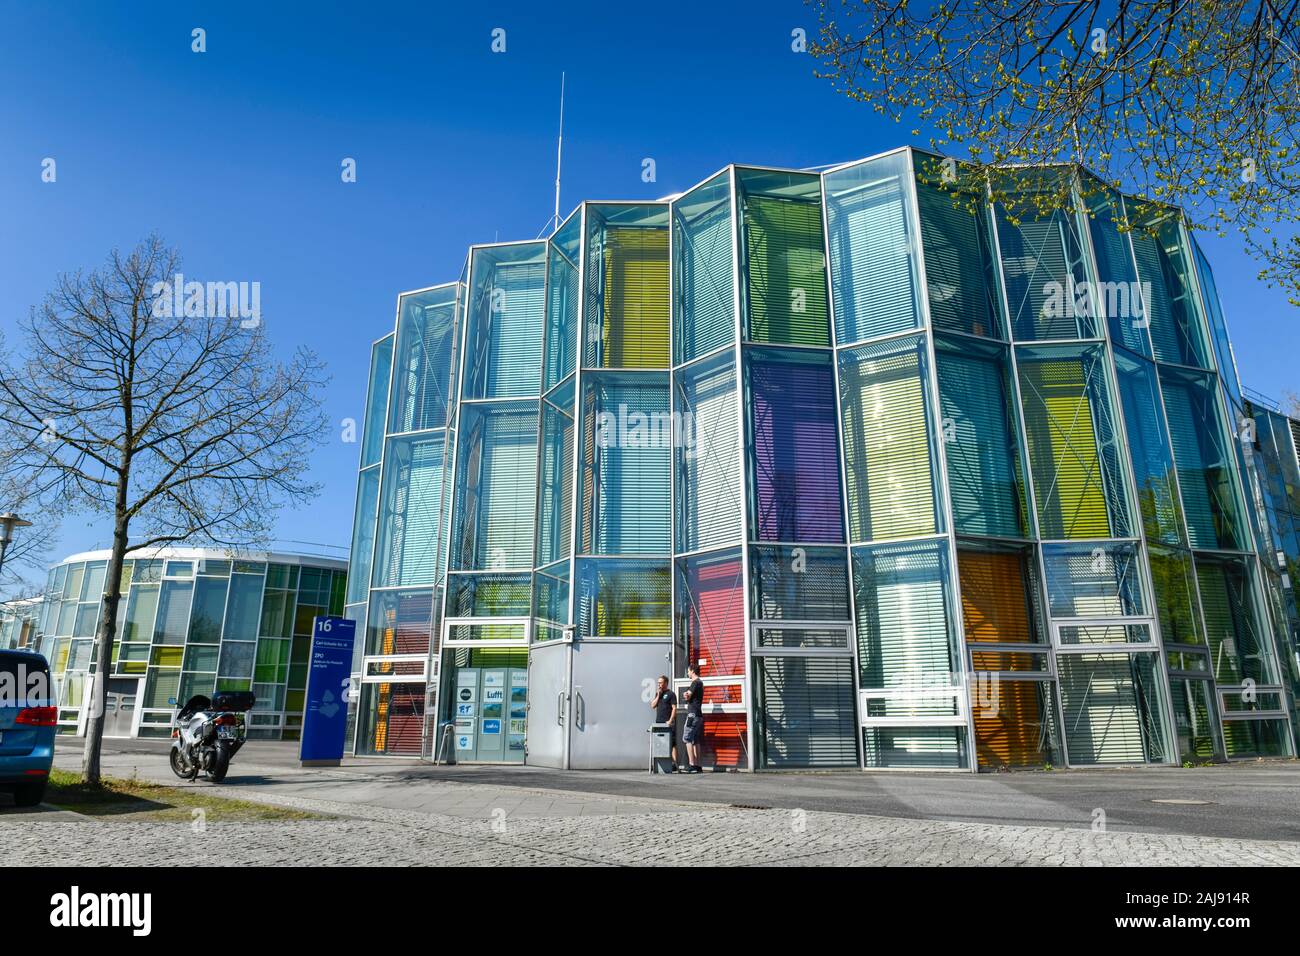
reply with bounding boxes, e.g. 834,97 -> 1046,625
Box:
654,688 -> 677,723
687,678 -> 704,717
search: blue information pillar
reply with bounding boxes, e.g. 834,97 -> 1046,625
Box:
300,615 -> 357,766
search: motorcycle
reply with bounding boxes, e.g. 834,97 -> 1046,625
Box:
169,690 -> 255,783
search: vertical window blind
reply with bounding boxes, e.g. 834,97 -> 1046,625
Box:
756,656 -> 858,768
742,195 -> 830,346
957,550 -> 1039,646
1086,196 -> 1151,357
973,680 -> 1058,769
748,352 -> 844,543
839,336 -> 938,542
1128,221 -> 1210,369
996,208 -> 1092,341
468,259 -> 545,399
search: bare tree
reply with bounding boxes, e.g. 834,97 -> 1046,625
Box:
810,0 -> 1300,303
0,235 -> 327,784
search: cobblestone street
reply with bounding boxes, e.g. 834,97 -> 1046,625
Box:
2,740 -> 1298,866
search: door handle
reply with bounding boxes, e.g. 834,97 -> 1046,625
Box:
557,691 -> 565,726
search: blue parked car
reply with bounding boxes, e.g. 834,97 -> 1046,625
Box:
0,649 -> 56,807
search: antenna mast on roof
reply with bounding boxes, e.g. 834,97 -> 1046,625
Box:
553,72 -> 565,232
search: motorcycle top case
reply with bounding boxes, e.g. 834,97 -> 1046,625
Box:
210,690 -> 256,712
177,695 -> 212,720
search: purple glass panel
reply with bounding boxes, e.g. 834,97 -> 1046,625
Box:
749,354 -> 845,542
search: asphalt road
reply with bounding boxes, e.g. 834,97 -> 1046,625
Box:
46,737 -> 1300,843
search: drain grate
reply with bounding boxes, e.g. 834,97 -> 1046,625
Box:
729,803 -> 772,810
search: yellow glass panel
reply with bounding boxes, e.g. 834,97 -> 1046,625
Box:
151,646 -> 183,668
603,227 -> 668,368
1021,359 -> 1110,537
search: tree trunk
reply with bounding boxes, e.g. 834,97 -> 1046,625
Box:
81,510 -> 130,786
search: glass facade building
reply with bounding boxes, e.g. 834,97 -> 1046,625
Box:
8,548 -> 347,740
0,597 -> 42,652
345,148 -> 1298,770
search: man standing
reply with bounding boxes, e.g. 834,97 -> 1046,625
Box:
683,664 -> 705,773
650,675 -> 678,771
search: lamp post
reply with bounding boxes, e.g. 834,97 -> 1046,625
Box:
0,512 -> 34,578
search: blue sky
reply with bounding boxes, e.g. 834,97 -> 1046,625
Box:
1,1 -> 1296,591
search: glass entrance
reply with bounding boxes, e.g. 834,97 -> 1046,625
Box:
445,649 -> 528,762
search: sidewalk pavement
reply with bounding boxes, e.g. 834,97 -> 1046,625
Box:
1,738 -> 1295,866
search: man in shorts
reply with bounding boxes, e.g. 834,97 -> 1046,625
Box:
682,663 -> 705,773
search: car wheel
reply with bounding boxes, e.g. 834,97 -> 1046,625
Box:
13,782 -> 46,807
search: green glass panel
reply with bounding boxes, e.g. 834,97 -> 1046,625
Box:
1196,554 -> 1277,685
741,185 -> 830,346
1148,546 -> 1204,646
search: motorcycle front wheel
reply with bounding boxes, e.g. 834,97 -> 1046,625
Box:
209,740 -> 232,783
169,746 -> 197,781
